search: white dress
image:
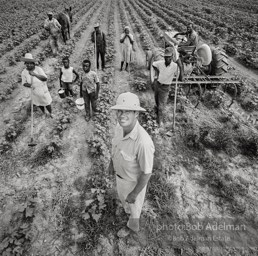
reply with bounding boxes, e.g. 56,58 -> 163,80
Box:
21,66 -> 52,106
121,33 -> 134,63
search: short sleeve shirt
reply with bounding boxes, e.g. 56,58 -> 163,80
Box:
152,60 -> 178,85
112,121 -> 155,182
81,70 -> 99,93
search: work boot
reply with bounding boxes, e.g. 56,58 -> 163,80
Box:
125,63 -> 129,71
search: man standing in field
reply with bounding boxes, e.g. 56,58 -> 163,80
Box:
109,92 -> 155,238
44,11 -> 62,56
152,47 -> 178,127
80,59 -> 100,121
91,23 -> 106,70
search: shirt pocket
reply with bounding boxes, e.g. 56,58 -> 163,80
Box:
120,150 -> 138,173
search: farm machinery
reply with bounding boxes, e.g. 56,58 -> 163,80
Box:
146,30 -> 241,108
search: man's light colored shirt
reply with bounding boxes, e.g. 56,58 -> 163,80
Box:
152,60 -> 177,85
44,18 -> 61,36
81,70 -> 99,94
112,121 -> 155,182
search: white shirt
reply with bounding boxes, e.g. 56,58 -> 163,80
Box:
61,67 -> 74,82
152,60 -> 178,85
112,121 -> 155,182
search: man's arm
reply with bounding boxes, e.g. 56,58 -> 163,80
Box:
174,31 -> 186,37
102,32 -> 106,52
55,19 -> 62,30
125,173 -> 152,204
73,69 -> 80,83
44,19 -> 49,30
29,70 -> 47,82
176,59 -> 184,82
120,33 -> 127,43
59,68 -> 62,87
95,82 -> 100,98
91,31 -> 95,43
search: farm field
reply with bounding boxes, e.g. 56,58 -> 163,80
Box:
0,0 -> 258,255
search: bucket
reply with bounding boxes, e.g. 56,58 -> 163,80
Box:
75,98 -> 85,110
58,88 -> 66,99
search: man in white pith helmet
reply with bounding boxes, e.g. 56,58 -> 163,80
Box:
109,92 -> 155,237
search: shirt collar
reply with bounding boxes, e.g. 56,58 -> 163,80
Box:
121,120 -> 139,141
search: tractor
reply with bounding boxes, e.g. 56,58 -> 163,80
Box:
146,29 -> 240,107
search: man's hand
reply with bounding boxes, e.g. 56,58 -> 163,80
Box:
125,191 -> 138,204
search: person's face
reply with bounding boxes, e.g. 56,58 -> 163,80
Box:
25,62 -> 35,71
116,110 -> 138,128
48,14 -> 53,20
164,56 -> 172,65
95,27 -> 100,32
83,62 -> 90,73
187,26 -> 192,33
63,59 -> 69,68
125,28 -> 129,34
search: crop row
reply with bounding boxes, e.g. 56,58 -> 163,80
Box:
0,0 -> 91,58
0,0 -> 105,154
0,0 -> 102,103
142,0 -> 258,68
58,0 -> 118,253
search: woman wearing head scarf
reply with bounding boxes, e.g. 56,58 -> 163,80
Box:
120,26 -> 134,71
21,53 -> 53,117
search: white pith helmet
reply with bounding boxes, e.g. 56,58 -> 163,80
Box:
111,92 -> 146,112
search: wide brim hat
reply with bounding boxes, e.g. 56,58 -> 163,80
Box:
164,46 -> 175,57
94,22 -> 100,28
111,92 -> 146,112
21,53 -> 37,63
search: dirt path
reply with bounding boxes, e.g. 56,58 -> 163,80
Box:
229,56 -> 258,84
0,0 -> 104,139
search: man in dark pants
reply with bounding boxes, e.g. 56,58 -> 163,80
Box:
80,60 -> 100,121
91,23 -> 106,70
152,47 -> 178,127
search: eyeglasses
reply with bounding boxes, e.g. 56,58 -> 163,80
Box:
117,110 -> 134,116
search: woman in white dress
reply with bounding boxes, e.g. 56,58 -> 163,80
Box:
21,53 -> 53,117
120,26 -> 134,71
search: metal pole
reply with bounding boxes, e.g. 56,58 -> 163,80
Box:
172,66 -> 179,131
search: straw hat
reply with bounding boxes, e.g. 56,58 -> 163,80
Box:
111,92 -> 146,112
47,11 -> 53,15
94,22 -> 100,28
164,47 -> 175,57
21,53 -> 37,63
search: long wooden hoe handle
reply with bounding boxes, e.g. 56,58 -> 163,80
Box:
172,66 -> 179,131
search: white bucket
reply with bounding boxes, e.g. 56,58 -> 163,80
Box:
75,98 -> 85,110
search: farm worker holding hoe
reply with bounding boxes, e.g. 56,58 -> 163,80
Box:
91,23 -> 106,70
120,26 -> 135,71
59,56 -> 79,97
21,53 -> 53,117
79,59 -> 100,121
152,47 -> 178,127
109,92 -> 155,238
44,11 -> 62,56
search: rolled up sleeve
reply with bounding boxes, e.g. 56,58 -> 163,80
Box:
137,142 -> 155,174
